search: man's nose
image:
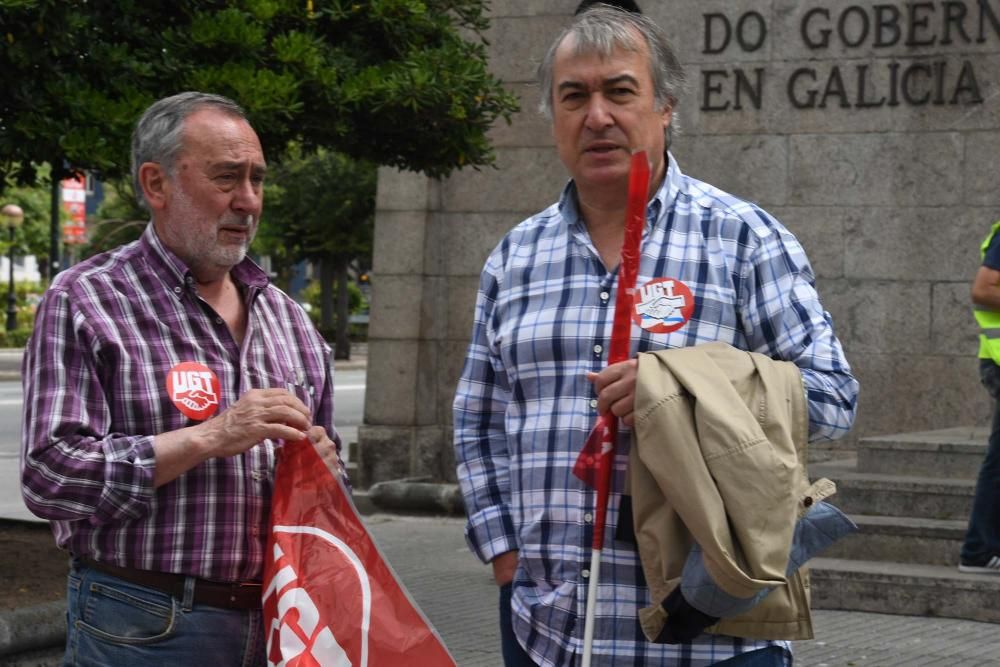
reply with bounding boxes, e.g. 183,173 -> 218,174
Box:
232,177 -> 262,214
584,95 -> 614,131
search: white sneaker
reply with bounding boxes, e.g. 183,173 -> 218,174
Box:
958,555 -> 1000,574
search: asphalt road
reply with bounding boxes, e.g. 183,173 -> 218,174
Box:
0,381 -> 22,455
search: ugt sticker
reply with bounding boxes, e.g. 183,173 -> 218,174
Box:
166,362 -> 220,421
632,278 -> 694,333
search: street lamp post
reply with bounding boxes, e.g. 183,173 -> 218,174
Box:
0,204 -> 24,332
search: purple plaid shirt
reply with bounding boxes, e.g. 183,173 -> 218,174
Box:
21,224 -> 336,582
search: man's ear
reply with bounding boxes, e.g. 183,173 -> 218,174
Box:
138,162 -> 170,211
660,103 -> 673,130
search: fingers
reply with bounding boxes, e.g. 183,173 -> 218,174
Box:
306,425 -> 347,477
200,389 -> 315,458
586,358 -> 637,423
243,389 -> 311,420
491,550 -> 519,586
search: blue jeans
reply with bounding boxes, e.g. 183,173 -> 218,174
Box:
961,361 -> 1000,564
500,583 -> 537,666
713,645 -> 788,666
63,559 -> 266,667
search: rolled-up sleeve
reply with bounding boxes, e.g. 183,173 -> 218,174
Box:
20,288 -> 156,524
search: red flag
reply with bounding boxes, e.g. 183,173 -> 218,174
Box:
263,439 -> 457,666
572,413 -> 614,489
573,151 -> 650,550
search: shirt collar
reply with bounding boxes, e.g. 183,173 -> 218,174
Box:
558,151 -> 683,233
138,222 -> 270,291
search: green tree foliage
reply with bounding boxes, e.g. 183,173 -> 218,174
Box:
259,146 -> 375,267
0,0 -> 519,190
0,169 -> 67,267
80,180 -> 147,260
1,0 -> 517,355
258,146 -> 376,357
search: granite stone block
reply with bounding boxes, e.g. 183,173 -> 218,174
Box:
843,207 -> 982,281
426,212 -> 526,277
488,0 -> 579,19
416,342 -> 441,427
415,426 -> 455,483
488,83 -> 554,149
931,282 -> 980,356
447,276 -> 482,342
821,279 -> 931,354
441,148 -> 567,213
788,133 -> 963,207
673,134 -> 788,206
372,210 -> 427,276
368,276 -> 423,340
419,276 -> 448,341
356,425 -> 414,487
484,16 -> 567,83
847,352 -> 988,440
363,340 -> 419,425
376,167 -> 434,212
965,132 -> 1000,206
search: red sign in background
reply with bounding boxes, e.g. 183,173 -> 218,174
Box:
61,177 -> 87,245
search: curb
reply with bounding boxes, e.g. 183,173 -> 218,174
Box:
366,479 -> 465,516
0,600 -> 65,658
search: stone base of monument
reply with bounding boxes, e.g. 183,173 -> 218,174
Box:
808,427 -> 1000,623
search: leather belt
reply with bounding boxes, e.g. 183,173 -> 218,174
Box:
81,558 -> 262,610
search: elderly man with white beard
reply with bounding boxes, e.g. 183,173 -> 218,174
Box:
20,91 -> 344,666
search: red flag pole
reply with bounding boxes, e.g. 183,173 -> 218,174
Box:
581,151 -> 649,667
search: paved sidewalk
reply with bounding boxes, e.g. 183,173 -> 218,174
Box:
4,510 -> 1000,665
369,514 -> 1000,667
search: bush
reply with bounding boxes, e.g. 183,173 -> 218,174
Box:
0,281 -> 46,343
299,280 -> 367,330
0,328 -> 33,348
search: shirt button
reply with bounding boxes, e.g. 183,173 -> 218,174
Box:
185,276 -> 194,285
173,286 -> 182,294
584,513 -> 593,523
215,317 -> 223,325
582,569 -> 591,579
593,344 -> 603,354
251,471 -> 264,481
589,399 -> 598,409
600,291 -> 610,301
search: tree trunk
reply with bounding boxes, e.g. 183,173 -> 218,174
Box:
320,255 -> 335,333
48,175 -> 61,281
334,255 -> 351,360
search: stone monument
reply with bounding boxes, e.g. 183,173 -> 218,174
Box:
359,0 -> 1000,485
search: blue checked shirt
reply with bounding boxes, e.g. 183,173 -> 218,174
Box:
453,154 -> 858,666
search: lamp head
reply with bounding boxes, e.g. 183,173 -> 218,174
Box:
0,204 -> 24,229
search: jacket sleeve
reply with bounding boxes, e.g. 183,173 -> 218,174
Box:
20,287 -> 156,523
738,221 -> 859,442
453,262 -> 518,564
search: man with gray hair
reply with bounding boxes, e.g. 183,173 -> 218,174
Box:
454,6 -> 857,666
21,91 -> 342,664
